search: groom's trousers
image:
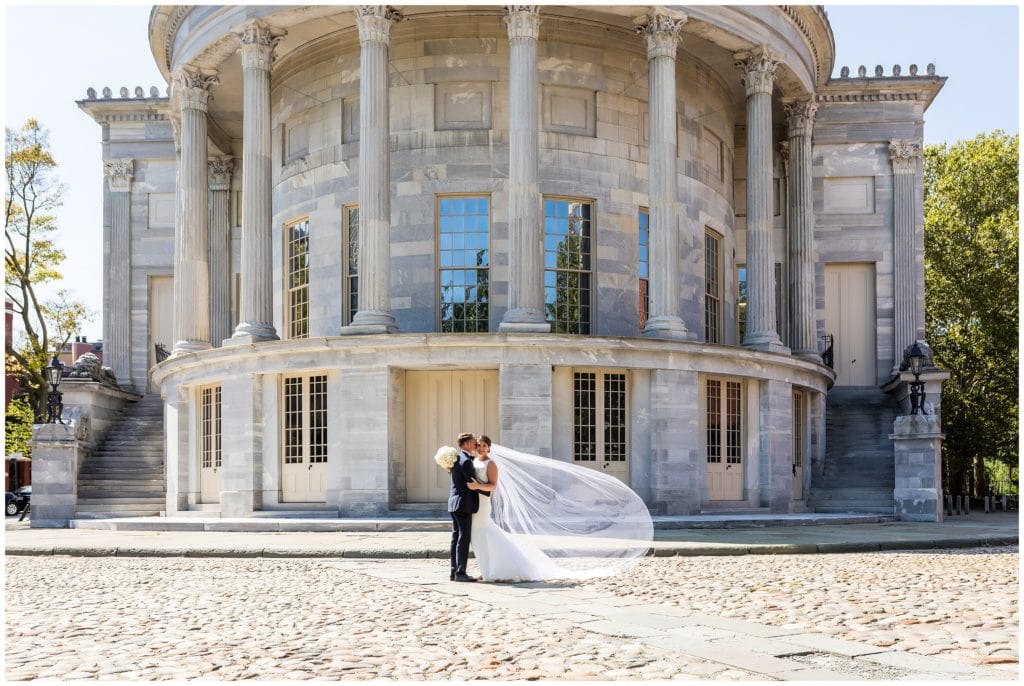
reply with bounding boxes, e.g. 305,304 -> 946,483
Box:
450,511 -> 472,576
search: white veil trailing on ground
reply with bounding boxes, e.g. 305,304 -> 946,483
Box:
486,443 -> 653,579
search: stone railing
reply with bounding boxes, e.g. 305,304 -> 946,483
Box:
836,63 -> 937,78
83,85 -> 169,100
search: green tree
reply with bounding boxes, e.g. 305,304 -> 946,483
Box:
4,396 -> 35,459
923,130 -> 1019,496
5,119 -> 91,420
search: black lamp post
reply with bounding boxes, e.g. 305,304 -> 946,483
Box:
907,342 -> 927,416
44,354 -> 64,424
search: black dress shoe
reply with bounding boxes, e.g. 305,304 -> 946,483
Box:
453,573 -> 477,582
450,573 -> 455,581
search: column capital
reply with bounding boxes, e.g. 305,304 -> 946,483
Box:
171,66 -> 219,113
889,139 -> 922,175
783,97 -> 818,138
355,6 -> 402,44
506,6 -> 541,41
235,19 -> 286,72
735,45 -> 782,96
633,9 -> 687,60
208,156 -> 234,191
103,158 -> 134,192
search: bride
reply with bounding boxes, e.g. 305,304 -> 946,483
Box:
469,435 -> 653,583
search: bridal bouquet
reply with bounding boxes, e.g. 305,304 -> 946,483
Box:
434,446 -> 459,472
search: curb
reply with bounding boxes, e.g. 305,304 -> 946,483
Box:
5,537 -> 1017,559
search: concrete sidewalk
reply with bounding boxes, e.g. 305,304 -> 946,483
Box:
4,512 -> 1017,558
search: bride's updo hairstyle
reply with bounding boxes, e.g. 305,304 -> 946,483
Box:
477,435 -> 492,447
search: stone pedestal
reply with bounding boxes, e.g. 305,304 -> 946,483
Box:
891,414 -> 944,522
27,423 -> 84,528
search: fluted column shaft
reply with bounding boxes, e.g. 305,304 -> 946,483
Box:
637,10 -> 691,340
232,20 -> 283,343
736,47 -> 788,353
785,99 -> 818,358
890,139 -> 922,372
499,5 -> 548,332
208,157 -> 233,346
104,158 -> 133,385
172,67 -> 218,355
344,6 -> 401,334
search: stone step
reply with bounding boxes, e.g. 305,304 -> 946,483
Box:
74,510 -> 164,519
78,480 -> 165,490
76,499 -> 166,510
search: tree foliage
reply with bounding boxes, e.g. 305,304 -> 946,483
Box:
5,119 -> 91,420
923,130 -> 1019,496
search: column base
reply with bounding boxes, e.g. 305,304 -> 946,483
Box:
793,349 -> 823,363
499,308 -> 550,333
641,316 -> 696,341
230,322 -> 279,343
223,333 -> 279,348
742,332 -> 791,355
340,310 -> 398,335
171,339 -> 213,355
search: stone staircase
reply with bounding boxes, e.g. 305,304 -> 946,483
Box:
809,387 -> 899,514
76,394 -> 165,517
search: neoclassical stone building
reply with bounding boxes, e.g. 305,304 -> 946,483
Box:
78,5 -> 946,518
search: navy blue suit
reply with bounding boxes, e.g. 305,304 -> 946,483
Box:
448,450 -> 479,577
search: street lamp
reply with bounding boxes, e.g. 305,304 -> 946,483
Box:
44,354 -> 64,424
906,342 -> 927,416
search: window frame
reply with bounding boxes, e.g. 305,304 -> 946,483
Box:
638,208 -> 649,332
284,216 -> 311,340
571,368 -> 629,465
435,193 -> 492,333
703,375 -> 744,468
342,204 -> 359,326
543,195 -> 595,335
735,262 -> 783,344
704,228 -> 723,343
199,384 -> 222,472
280,372 -> 329,468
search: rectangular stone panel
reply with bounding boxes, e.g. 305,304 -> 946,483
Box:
823,176 -> 876,214
434,81 -> 492,130
342,97 -> 359,143
147,192 -> 175,229
543,85 -> 596,137
702,128 -> 723,181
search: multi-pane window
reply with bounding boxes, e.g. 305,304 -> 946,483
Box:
706,378 -> 742,465
793,391 -> 804,472
286,219 -> 310,339
638,209 -> 649,330
573,371 -> 627,463
736,263 -> 782,343
705,230 -> 722,343
439,196 -> 490,332
544,198 -> 592,334
200,385 -> 221,470
283,374 -> 328,466
343,206 -> 359,325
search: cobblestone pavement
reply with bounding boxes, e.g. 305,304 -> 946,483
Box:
5,546 -> 1017,681
587,546 -> 1019,674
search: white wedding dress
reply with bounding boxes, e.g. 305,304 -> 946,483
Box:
471,458 -> 557,583
465,444 -> 653,583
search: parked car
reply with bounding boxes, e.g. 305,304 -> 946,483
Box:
7,486 -> 30,515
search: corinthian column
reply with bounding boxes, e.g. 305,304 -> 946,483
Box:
636,9 -> 692,340
171,66 -> 218,355
208,156 -> 233,347
104,158 -> 133,386
499,5 -> 549,333
736,46 -> 788,353
342,5 -> 402,335
889,139 -> 923,374
784,97 -> 819,359
231,19 -> 284,344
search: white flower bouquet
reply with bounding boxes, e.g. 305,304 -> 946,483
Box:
434,446 -> 459,472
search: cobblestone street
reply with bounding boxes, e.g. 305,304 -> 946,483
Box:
5,547 -> 1017,681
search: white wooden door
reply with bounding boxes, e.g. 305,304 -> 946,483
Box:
824,263 -> 876,386
199,386 -> 222,503
280,374 -> 329,503
405,370 -> 499,503
571,371 -> 630,483
792,390 -> 805,500
148,275 -> 174,390
706,378 -> 744,500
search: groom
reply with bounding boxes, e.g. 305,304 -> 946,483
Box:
449,432 -> 481,582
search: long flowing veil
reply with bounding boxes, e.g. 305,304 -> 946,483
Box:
487,444 -> 653,578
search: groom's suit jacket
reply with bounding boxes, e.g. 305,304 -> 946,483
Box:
448,450 -> 480,514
